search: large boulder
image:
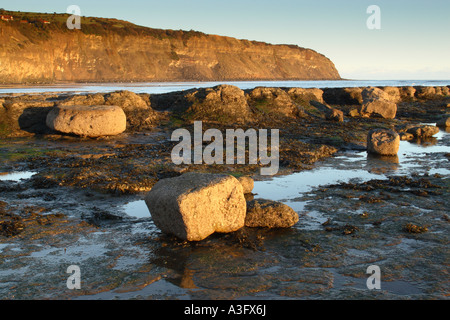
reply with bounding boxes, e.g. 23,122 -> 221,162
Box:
144,173 -> 246,241
361,87 -> 397,119
245,199 -> 299,228
367,129 -> 400,156
46,105 -> 127,137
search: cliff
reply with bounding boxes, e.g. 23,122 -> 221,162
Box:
0,10 -> 341,84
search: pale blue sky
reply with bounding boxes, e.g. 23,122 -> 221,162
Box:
3,0 -> 449,80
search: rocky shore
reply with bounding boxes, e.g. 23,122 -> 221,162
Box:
0,84 -> 449,299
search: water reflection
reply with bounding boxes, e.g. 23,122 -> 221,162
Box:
365,154 -> 399,175
123,199 -> 150,218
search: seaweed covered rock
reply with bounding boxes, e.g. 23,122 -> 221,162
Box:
310,100 -> 344,122
247,87 -> 300,118
245,199 -> 299,228
287,87 -> 324,104
436,117 -> 450,128
406,125 -> 440,138
104,90 -> 157,130
180,85 -> 253,123
144,173 -> 246,241
322,87 -> 363,106
46,105 -> 127,137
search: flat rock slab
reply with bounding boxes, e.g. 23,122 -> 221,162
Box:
46,105 -> 126,137
145,173 -> 246,241
245,199 -> 299,228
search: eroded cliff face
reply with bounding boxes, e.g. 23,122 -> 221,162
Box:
0,12 -> 340,84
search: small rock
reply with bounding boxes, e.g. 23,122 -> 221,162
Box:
326,108 -> 344,122
406,125 -> 440,138
399,132 -> 414,141
414,86 -> 436,99
436,117 -> 450,128
245,199 -> 299,228
348,108 -> 360,117
367,129 -> 400,156
310,100 -> 344,122
46,105 -> 127,137
237,176 -> 254,194
144,173 -> 246,241
399,86 -> 416,101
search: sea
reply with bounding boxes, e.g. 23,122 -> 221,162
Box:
0,79 -> 449,96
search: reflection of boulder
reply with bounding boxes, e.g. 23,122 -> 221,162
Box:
366,153 -> 399,175
414,136 -> 438,147
367,153 -> 399,164
367,129 -> 400,156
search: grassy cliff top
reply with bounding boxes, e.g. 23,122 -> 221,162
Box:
0,9 -> 207,42
0,9 -> 308,50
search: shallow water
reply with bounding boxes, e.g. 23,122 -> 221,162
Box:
1,79 -> 449,95
122,128 -> 449,232
0,171 -> 36,182
251,127 -> 449,230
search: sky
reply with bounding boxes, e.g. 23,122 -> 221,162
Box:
2,0 -> 450,80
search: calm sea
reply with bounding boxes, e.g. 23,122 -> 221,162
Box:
1,79 -> 449,95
